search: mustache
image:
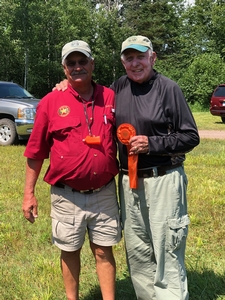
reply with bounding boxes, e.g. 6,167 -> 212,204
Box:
71,70 -> 87,76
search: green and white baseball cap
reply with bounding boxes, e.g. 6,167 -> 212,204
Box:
121,35 -> 153,54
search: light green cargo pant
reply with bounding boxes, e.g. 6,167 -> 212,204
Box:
119,165 -> 189,300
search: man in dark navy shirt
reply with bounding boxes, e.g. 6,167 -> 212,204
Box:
111,35 -> 199,300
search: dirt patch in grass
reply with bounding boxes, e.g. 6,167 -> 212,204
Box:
199,130 -> 225,139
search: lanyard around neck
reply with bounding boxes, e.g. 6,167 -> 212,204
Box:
82,94 -> 94,136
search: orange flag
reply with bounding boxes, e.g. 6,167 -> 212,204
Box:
117,123 -> 138,189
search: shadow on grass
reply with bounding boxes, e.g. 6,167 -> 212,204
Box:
215,121 -> 225,125
188,269 -> 225,300
18,139 -> 28,146
82,276 -> 136,300
82,270 -> 225,300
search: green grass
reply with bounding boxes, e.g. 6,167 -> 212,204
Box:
185,139 -> 225,299
0,112 -> 225,299
193,111 -> 225,130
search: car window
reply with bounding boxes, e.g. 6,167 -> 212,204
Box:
214,86 -> 225,97
0,83 -> 34,98
0,87 -> 10,98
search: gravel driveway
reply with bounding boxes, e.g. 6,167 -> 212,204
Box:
198,130 -> 225,139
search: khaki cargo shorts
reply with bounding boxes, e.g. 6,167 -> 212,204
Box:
50,179 -> 122,252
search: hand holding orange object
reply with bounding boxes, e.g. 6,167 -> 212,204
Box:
117,123 -> 138,189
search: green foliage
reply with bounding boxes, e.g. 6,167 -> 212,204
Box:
0,0 -> 129,96
209,3 -> 225,57
177,53 -> 225,106
180,0 -> 214,57
1,0 -> 225,105
123,0 -> 183,59
92,7 -> 127,86
155,57 -> 185,83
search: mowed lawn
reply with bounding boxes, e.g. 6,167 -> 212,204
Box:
0,111 -> 224,300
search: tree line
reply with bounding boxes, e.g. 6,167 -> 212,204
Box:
1,0 -> 225,109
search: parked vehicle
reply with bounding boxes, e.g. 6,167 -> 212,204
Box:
0,81 -> 40,145
210,84 -> 225,123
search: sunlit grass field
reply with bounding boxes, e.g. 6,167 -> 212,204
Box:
0,112 -> 224,299
192,111 -> 225,130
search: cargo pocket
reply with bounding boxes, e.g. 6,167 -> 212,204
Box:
51,213 -> 75,245
166,214 -> 190,252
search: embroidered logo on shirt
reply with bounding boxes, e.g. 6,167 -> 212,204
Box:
58,106 -> 70,117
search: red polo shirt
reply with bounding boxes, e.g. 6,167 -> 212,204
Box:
24,83 -> 118,190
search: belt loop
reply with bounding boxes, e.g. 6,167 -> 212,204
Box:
153,167 -> 158,177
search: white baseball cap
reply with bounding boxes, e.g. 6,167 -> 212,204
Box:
62,40 -> 93,64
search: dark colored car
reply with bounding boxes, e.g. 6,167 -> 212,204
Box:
210,84 -> 225,123
0,81 -> 40,145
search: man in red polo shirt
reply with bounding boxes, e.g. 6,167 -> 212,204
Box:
22,40 -> 121,300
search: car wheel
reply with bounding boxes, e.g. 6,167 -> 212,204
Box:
0,118 -> 18,146
221,117 -> 225,123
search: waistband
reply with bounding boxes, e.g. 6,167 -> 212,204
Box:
120,163 -> 183,178
53,178 -> 114,194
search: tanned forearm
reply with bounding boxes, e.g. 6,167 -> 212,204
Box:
24,158 -> 43,194
22,158 -> 44,223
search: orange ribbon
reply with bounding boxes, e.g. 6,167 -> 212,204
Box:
117,123 -> 138,189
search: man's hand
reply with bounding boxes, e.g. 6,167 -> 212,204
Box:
22,194 -> 38,223
129,135 -> 149,155
22,158 -> 43,224
52,79 -> 69,91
